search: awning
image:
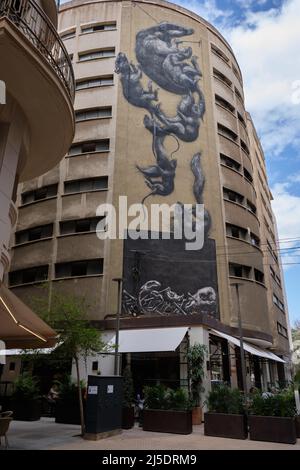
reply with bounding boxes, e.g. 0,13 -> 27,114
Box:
211,329 -> 285,363
108,327 -> 189,353
0,284 -> 57,349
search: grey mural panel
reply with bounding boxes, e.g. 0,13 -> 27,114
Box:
122,234 -> 219,319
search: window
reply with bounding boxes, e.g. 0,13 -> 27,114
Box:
237,112 -> 246,128
220,154 -> 241,172
81,22 -> 116,34
76,76 -> 114,90
235,87 -> 244,103
64,177 -> 108,194
218,124 -> 238,142
232,65 -> 242,84
75,107 -> 112,122
60,29 -> 76,40
21,184 -> 58,205
9,266 -> 48,286
215,95 -> 235,113
223,187 -> 244,205
254,269 -> 264,284
211,44 -> 230,64
241,140 -> 250,156
15,224 -> 53,245
273,294 -> 285,312
244,168 -> 253,183
9,362 -> 16,372
60,217 -> 104,235
226,223 -> 247,241
55,259 -> 103,279
79,48 -> 115,62
229,263 -> 251,279
247,200 -> 257,215
213,68 -> 232,88
250,233 -> 260,247
68,140 -> 110,156
267,240 -> 278,263
277,322 -> 288,338
92,361 -> 98,371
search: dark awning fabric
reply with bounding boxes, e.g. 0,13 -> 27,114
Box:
0,284 -> 57,349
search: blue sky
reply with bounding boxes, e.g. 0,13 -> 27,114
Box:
61,0 -> 300,326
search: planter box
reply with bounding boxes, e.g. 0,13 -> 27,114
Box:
249,415 -> 297,444
12,399 -> 41,421
204,412 -> 247,440
143,409 -> 192,434
295,416 -> 300,438
122,407 -> 135,429
55,400 -> 82,425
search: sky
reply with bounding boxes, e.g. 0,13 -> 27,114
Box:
60,0 -> 300,326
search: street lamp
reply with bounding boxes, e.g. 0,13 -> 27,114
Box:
231,283 -> 248,396
112,277 -> 123,376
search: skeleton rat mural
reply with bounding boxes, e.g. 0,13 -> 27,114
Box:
115,22 -> 208,221
115,22 -> 218,317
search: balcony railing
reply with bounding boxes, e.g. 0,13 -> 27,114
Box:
0,0 -> 75,101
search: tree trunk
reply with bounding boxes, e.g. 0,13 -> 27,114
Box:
74,355 -> 85,436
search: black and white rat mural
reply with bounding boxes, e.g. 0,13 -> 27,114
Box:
115,22 -> 218,317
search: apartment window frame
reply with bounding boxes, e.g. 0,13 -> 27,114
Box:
55,259 -> 104,279
60,29 -> 76,40
218,124 -> 238,142
78,48 -> 116,62
254,269 -> 265,284
76,76 -> 114,91
64,176 -> 109,195
80,22 -> 117,35
60,217 -> 104,236
223,187 -> 244,205
75,107 -> 112,122
15,224 -> 53,245
21,184 -> 58,205
67,139 -> 110,156
213,68 -> 232,88
220,153 -> 241,172
215,94 -> 235,114
9,265 -> 49,287
229,263 -> 251,280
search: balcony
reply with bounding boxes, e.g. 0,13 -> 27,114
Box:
0,0 -> 74,100
0,0 -> 75,181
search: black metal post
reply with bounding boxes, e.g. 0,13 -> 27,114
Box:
233,283 -> 248,396
113,278 -> 123,376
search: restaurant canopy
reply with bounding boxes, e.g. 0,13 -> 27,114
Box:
0,284 -> 57,349
108,327 -> 189,353
211,329 -> 285,363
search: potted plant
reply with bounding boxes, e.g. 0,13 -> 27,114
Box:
186,343 -> 207,424
248,388 -> 297,444
143,385 -> 192,435
11,373 -> 41,421
55,376 -> 86,425
122,366 -> 135,429
204,384 -> 247,439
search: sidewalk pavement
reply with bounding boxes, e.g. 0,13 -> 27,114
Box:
2,418 -> 299,450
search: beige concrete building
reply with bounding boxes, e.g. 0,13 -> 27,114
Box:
8,0 -> 292,392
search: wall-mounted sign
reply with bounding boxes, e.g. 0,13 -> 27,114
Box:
88,385 -> 98,395
107,385 -> 114,394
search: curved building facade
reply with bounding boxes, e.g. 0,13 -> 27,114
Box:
9,0 -> 291,390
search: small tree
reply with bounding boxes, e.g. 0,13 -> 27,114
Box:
34,289 -> 107,436
186,343 -> 208,407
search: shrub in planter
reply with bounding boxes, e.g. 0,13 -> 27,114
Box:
204,384 -> 247,439
143,385 -> 192,434
248,388 -> 297,444
122,366 -> 135,429
186,344 -> 207,425
55,377 -> 85,425
11,373 -> 41,421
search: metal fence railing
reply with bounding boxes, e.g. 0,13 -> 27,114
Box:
0,0 -> 75,101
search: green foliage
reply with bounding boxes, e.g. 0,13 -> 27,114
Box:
186,343 -> 207,406
249,388 -> 296,417
144,385 -> 192,411
123,366 -> 134,407
12,373 -> 40,401
56,375 -> 85,403
207,384 -> 244,415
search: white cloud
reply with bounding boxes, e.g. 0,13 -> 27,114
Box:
223,0 -> 300,157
